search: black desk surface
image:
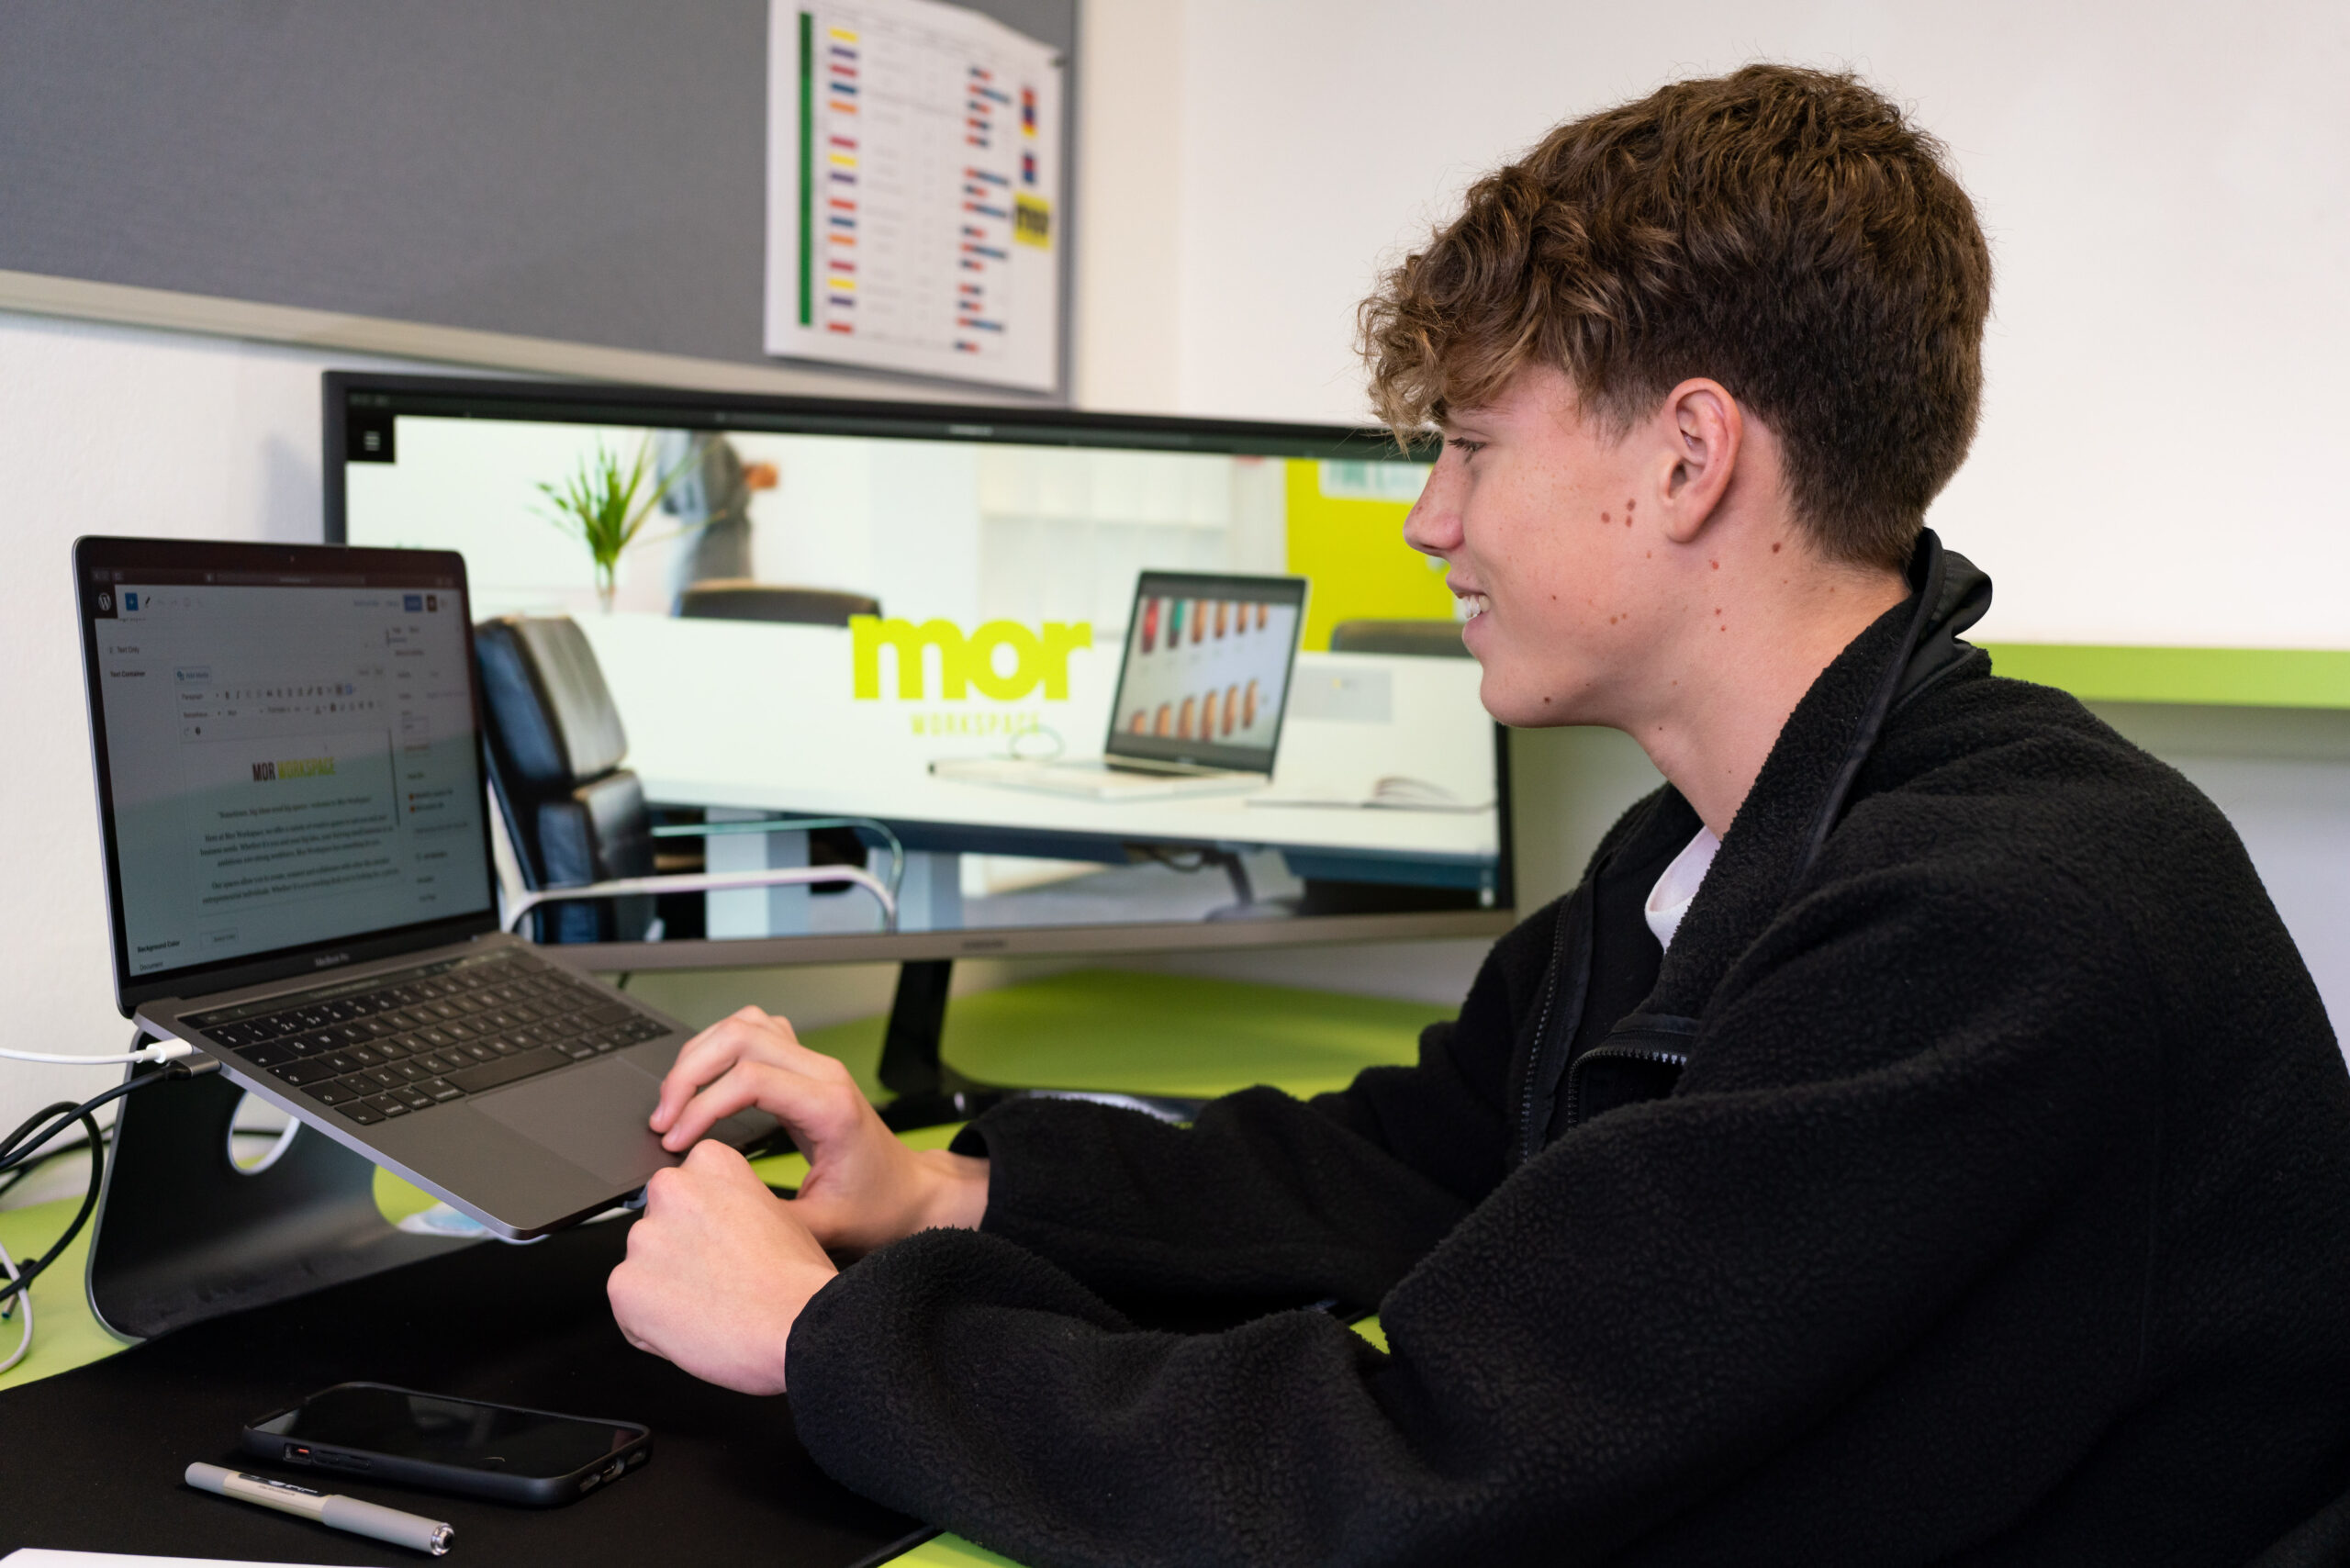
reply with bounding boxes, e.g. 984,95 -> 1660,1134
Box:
0,1216 -> 928,1566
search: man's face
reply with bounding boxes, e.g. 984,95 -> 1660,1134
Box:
1404,364 -> 1661,728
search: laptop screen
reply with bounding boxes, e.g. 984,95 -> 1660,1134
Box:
1102,571 -> 1306,773
78,540 -> 497,1007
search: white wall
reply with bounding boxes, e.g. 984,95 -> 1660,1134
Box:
1125,0 -> 2350,650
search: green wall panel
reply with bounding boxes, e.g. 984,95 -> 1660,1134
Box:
1983,644 -> 2350,710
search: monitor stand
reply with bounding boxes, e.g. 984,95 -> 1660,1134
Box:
873,959 -> 1001,1130
85,1046 -> 473,1343
872,961 -> 1205,1132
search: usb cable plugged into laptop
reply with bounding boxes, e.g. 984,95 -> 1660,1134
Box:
0,1038 -> 202,1067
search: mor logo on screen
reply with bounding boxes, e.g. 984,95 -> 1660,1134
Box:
851,616 -> 1090,701
251,756 -> 336,782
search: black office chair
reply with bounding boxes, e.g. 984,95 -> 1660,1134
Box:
1327,618 -> 1472,657
473,616 -> 896,943
674,580 -> 879,627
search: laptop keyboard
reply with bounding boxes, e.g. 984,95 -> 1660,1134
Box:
185,952 -> 669,1127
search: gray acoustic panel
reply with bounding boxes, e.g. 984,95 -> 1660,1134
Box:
0,0 -> 1077,393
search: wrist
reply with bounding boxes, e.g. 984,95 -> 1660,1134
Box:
775,1256 -> 838,1385
912,1148 -> 990,1232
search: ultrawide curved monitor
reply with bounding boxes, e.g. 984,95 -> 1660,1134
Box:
325,374 -> 1512,969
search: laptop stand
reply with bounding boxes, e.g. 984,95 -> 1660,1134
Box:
85,1041 -> 471,1342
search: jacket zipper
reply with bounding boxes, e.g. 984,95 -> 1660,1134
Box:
1561,1043 -> 1689,1131
1516,879 -> 1587,1164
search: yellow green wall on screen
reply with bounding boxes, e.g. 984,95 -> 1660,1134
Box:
1283,461 -> 1454,651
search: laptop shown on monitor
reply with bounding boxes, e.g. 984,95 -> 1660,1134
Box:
74,536 -> 771,1239
928,569 -> 1307,800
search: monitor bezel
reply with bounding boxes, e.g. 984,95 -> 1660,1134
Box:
320,372 -> 1515,969
74,534 -> 503,1016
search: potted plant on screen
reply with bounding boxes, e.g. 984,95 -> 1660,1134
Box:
536,436 -> 701,612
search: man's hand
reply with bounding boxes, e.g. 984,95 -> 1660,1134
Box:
649,1006 -> 989,1256
608,1141 -> 834,1394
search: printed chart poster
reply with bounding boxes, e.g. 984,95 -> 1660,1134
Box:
766,0 -> 1064,391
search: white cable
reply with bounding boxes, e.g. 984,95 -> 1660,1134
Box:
0,1040 -> 196,1067
228,1114 -> 301,1177
0,1248 -> 31,1376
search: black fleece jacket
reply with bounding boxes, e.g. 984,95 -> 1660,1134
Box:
787,538 -> 2350,1566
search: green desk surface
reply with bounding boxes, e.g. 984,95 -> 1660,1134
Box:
0,968 -> 1437,1565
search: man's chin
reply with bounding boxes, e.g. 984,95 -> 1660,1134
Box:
1477,672 -> 1595,730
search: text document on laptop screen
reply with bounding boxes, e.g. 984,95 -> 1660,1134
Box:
90,570 -> 493,980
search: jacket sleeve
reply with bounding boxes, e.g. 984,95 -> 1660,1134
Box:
787,862 -> 2158,1568
946,898 -> 1565,1308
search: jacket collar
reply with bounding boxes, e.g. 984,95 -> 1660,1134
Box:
1644,529 -> 1991,1017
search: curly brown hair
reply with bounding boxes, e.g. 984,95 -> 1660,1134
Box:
1359,65 -> 1991,569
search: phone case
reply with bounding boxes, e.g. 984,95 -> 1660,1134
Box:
240,1381 -> 653,1506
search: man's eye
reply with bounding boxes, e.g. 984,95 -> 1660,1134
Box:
1447,438 -> 1485,457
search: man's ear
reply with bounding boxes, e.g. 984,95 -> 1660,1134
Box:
1655,379 -> 1743,545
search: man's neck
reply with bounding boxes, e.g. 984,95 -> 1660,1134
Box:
1627,553 -> 1910,838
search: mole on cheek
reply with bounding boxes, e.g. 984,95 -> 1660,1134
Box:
1709,560 -> 1718,570
1771,542 -> 1783,554
1601,511 -> 1610,524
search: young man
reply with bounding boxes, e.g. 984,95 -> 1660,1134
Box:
609,67 -> 2350,1562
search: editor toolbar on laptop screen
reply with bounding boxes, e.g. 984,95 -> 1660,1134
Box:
87,569 -> 493,978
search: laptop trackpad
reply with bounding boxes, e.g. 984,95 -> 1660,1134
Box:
473,1057 -> 770,1190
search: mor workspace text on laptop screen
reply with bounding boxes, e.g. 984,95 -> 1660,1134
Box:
88,568 -> 494,980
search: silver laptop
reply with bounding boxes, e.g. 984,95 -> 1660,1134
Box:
930,569 -> 1308,800
73,536 -> 773,1240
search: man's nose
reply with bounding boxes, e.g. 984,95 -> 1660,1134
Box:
1404,458 -> 1464,557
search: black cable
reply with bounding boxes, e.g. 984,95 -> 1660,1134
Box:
0,1064 -> 209,1311
0,1103 -> 103,1313
0,1074 -> 145,1169
0,1128 -> 102,1204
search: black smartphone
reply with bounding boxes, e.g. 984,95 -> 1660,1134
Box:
241,1383 -> 652,1506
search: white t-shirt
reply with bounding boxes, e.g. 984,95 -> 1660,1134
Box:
1644,827 -> 1723,952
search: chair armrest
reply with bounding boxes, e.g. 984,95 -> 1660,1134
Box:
501,865 -> 897,935
647,814 -> 904,897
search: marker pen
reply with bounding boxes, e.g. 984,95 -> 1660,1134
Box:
185,1462 -> 453,1555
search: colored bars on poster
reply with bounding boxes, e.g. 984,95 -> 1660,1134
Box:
797,10 -> 813,326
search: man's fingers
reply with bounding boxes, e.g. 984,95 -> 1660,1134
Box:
650,1011 -> 768,1128
650,1008 -> 827,1133
682,1137 -> 755,1177
657,1063 -> 773,1151
652,1011 -> 786,1131
659,1058 -> 863,1152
